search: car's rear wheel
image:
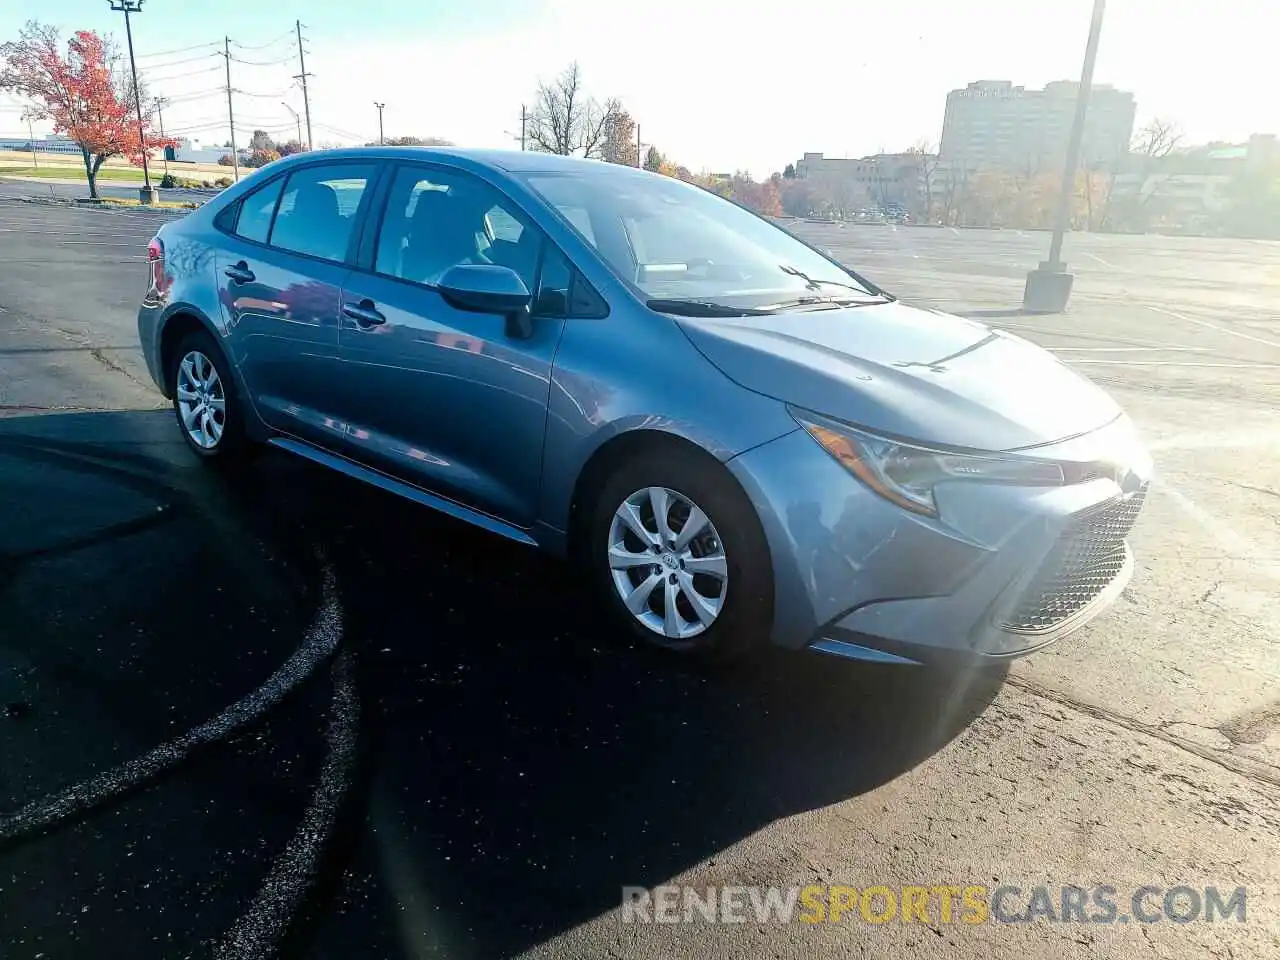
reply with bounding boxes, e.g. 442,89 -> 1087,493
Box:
169,329 -> 247,462
586,446 -> 773,660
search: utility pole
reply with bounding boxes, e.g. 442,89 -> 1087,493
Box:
282,102 -> 302,148
154,96 -> 168,176
520,104 -> 526,151
107,0 -> 155,203
1023,0 -> 1106,313
22,109 -> 37,170
635,123 -> 641,168
221,37 -> 240,182
374,102 -> 385,145
294,20 -> 314,151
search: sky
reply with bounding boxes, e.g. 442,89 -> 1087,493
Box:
0,0 -> 1274,178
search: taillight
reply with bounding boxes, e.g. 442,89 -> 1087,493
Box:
147,237 -> 169,297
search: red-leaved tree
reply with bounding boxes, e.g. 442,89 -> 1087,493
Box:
0,21 -> 172,199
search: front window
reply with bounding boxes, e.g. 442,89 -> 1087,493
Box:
523,168 -> 885,313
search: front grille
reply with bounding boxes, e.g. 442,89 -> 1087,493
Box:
1000,485 -> 1148,633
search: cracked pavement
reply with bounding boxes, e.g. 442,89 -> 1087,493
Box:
0,201 -> 1277,958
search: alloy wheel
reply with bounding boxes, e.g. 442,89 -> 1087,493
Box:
175,350 -> 226,450
607,486 -> 729,640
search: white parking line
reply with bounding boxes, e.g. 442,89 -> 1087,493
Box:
0,565 -> 342,844
1082,251 -> 1119,269
1052,346 -> 1209,353
1146,304 -> 1280,350
54,240 -> 147,247
1069,360 -> 1280,368
994,321 -> 1237,351
1149,428 -> 1280,452
1157,481 -> 1280,582
0,228 -> 156,240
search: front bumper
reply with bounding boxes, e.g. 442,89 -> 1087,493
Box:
727,426 -> 1150,665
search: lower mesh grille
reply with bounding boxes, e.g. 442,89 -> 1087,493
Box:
1000,485 -> 1148,633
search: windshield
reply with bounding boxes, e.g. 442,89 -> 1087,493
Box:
523,168 -> 883,310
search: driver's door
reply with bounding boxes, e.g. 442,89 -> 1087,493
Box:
333,163 -> 569,526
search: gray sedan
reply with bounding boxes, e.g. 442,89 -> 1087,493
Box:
137,147 -> 1151,664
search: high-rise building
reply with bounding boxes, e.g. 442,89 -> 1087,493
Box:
939,80 -> 1136,174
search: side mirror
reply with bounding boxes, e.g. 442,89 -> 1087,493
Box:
437,264 -> 533,339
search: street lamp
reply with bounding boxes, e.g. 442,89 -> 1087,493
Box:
374,102 -> 386,146
154,96 -> 168,176
21,108 -> 38,170
107,0 -> 156,204
282,102 -> 303,149
1023,0 -> 1107,313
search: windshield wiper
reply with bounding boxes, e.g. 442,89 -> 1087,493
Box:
645,298 -> 777,317
763,294 -> 890,311
779,263 -> 872,295
778,263 -> 890,300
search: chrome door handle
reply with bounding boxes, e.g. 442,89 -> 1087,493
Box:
342,300 -> 386,327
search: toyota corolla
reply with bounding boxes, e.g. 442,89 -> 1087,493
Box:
138,147 -> 1151,664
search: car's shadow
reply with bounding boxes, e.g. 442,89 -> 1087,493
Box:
0,410 -> 1007,960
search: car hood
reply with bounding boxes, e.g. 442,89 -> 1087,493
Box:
675,300 -> 1121,452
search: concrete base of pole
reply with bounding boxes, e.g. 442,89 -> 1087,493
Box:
138,186 -> 159,206
1022,261 -> 1075,313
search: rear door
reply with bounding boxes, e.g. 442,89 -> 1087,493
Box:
215,160 -> 380,447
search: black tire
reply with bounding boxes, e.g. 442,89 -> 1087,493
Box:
585,445 -> 774,660
167,328 -> 250,463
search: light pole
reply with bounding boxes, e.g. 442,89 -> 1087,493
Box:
21,108 -> 38,169
154,96 -> 168,176
374,102 -> 385,146
1023,0 -> 1107,313
107,0 -> 156,204
282,102 -> 302,149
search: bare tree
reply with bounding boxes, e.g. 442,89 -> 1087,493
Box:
936,161 -> 968,226
905,139 -> 939,220
1108,117 -> 1184,230
527,62 -> 612,158
1131,117 -> 1182,173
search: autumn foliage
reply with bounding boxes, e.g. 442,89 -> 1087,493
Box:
0,21 -> 173,198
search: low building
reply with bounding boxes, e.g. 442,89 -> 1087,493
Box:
0,133 -> 81,156
793,151 -> 961,218
165,137 -> 237,165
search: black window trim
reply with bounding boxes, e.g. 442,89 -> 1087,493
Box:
351,159 -> 608,321
212,158 -> 389,270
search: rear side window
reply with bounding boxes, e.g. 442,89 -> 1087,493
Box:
269,164 -> 376,263
233,177 -> 284,244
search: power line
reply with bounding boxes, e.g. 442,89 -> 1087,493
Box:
137,51 -> 220,70
137,40 -> 220,59
231,29 -> 297,51
234,88 -> 291,99
160,90 -> 226,106
229,53 -> 294,67
145,64 -> 223,83
314,121 -> 371,142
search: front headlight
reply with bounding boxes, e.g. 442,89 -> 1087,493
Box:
792,409 -> 1065,517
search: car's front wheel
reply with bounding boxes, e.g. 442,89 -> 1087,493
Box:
168,329 -> 247,462
586,446 -> 773,660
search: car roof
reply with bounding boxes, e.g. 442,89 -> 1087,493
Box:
285,146 -> 638,176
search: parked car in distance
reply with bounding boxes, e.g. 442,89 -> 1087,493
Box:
138,147 -> 1152,664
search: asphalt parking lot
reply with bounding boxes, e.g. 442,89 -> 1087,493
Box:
1,198 -> 1277,959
